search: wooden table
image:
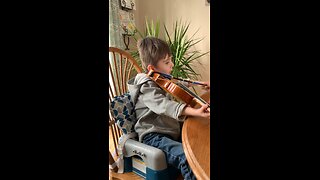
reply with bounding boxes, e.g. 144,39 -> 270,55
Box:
182,91 -> 210,180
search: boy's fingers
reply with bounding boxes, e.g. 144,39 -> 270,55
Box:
203,112 -> 210,118
200,104 -> 209,111
201,104 -> 208,108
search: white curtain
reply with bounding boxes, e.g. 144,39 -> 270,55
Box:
109,0 -> 125,96
109,0 -> 124,49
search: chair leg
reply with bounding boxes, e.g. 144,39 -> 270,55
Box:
109,151 -> 118,172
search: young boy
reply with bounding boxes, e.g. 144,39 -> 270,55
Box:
127,37 -> 210,180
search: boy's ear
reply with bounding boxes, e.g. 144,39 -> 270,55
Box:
147,64 -> 155,72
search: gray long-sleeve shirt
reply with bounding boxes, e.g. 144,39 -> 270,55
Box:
127,73 -> 187,142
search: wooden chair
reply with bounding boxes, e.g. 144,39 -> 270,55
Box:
108,47 -> 184,180
108,47 -> 143,179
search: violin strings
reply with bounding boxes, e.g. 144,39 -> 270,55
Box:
152,71 -> 207,86
176,82 -> 210,107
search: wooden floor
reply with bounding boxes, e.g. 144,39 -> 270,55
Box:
109,170 -> 144,180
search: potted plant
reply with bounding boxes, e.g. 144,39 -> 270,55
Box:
131,18 -> 209,91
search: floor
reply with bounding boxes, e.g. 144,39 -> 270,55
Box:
109,170 -> 144,180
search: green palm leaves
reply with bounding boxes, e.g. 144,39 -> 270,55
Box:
164,20 -> 209,80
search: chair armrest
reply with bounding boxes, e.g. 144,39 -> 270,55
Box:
124,139 -> 167,171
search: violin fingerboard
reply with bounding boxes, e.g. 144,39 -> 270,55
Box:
177,82 -> 209,106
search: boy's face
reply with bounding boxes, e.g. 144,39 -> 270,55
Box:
154,54 -> 174,74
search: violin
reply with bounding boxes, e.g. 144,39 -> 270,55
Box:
147,69 -> 210,112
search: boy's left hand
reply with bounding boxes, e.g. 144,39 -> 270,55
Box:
201,81 -> 210,91
195,104 -> 210,118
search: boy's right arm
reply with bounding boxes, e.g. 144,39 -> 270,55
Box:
141,80 -> 210,119
140,80 -> 187,121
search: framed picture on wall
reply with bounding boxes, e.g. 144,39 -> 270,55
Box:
120,0 -> 135,10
